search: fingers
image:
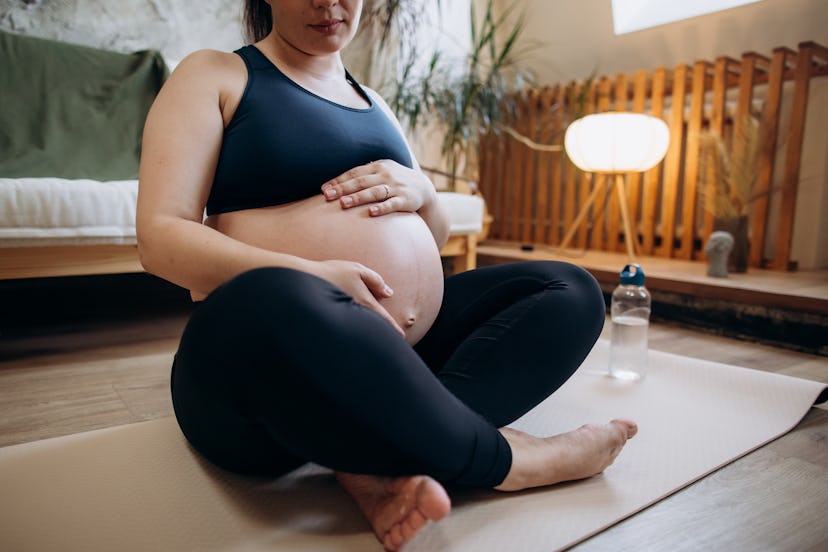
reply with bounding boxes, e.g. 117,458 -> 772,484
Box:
321,161 -> 384,202
358,266 -> 405,336
337,183 -> 391,209
357,263 -> 394,299
327,181 -> 392,210
312,260 -> 405,337
368,193 -> 398,216
321,161 -> 410,213
322,178 -> 390,209
368,299 -> 405,337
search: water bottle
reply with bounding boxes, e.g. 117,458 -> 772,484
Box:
609,263 -> 651,381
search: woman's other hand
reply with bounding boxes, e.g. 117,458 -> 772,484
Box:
311,259 -> 405,337
321,160 -> 438,217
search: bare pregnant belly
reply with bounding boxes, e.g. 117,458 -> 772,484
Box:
207,195 -> 445,344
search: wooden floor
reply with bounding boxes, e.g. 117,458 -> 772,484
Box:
1,272 -> 827,550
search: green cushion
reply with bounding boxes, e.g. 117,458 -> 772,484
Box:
0,29 -> 168,180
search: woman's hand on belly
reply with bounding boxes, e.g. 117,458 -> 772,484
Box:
207,196 -> 445,344
321,160 -> 450,248
321,159 -> 437,218
309,259 -> 405,337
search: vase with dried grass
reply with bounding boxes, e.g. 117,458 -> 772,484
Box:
698,115 -> 761,273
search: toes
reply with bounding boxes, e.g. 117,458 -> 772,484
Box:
418,479 -> 451,521
382,511 -> 425,551
387,524 -> 405,550
406,510 -> 428,530
401,517 -> 421,540
345,474 -> 451,552
610,418 -> 638,438
622,420 -> 638,438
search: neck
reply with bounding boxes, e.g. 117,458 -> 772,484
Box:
260,32 -> 345,81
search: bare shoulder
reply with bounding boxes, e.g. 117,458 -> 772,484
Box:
158,49 -> 247,120
176,49 -> 244,70
168,49 -> 246,88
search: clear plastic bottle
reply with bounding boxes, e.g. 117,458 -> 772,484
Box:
609,263 -> 651,381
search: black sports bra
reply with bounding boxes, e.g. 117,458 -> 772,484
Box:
206,45 -> 413,216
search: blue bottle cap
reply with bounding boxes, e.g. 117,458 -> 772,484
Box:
620,263 -> 645,285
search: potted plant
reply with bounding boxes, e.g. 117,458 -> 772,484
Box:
386,0 -> 533,193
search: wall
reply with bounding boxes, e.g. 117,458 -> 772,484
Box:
0,0 -> 242,64
509,0 -> 827,84
498,0 -> 828,268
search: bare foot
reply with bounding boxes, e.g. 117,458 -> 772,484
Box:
336,472 -> 451,551
495,419 -> 638,491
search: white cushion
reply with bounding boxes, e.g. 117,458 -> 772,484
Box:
0,178 -> 138,246
437,191 -> 484,235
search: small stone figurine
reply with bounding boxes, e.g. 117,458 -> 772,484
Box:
705,231 -> 735,277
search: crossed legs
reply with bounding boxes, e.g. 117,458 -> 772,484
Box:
171,262 -> 636,550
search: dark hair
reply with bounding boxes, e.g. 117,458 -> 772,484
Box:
244,0 -> 272,43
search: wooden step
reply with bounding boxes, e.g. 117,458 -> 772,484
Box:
477,241 -> 828,355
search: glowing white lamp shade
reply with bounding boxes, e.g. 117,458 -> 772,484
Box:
564,112 -> 670,173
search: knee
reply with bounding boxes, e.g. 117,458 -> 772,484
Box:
563,261 -> 604,310
536,261 -> 603,299
534,260 -> 606,329
567,263 -> 603,303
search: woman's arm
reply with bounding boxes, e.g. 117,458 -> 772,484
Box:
136,51 -> 404,336
137,50 -> 314,299
137,51 -> 403,334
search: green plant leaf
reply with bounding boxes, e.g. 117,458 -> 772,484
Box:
385,0 -> 538,187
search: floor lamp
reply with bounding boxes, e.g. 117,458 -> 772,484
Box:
559,112 -> 670,261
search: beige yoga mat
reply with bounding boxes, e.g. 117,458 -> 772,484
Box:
1,340 -> 825,552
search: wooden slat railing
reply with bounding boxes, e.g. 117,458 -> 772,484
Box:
478,41 -> 828,269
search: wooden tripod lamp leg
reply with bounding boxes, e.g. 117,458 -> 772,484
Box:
558,174 -> 605,252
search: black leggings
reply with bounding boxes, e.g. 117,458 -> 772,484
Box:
171,261 -> 605,488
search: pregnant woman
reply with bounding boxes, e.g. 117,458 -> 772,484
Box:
137,1 -> 637,550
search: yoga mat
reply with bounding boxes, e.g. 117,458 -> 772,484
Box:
1,341 -> 825,552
